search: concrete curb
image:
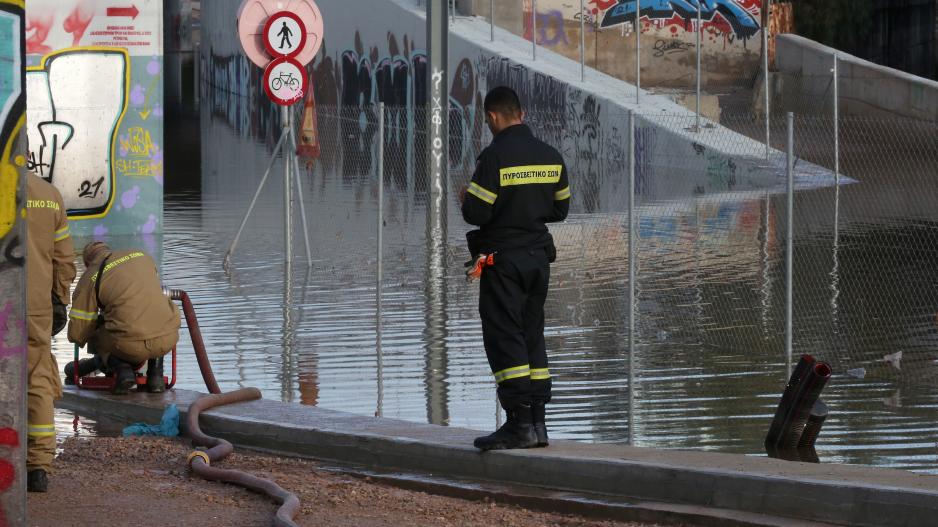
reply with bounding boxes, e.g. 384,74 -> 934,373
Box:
59,387 -> 938,527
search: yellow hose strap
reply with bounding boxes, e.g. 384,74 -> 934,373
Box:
187,451 -> 211,467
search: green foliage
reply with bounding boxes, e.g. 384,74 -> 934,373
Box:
788,0 -> 874,52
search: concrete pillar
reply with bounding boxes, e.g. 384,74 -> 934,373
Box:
0,2 -> 27,521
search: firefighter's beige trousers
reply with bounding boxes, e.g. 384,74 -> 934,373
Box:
27,313 -> 60,472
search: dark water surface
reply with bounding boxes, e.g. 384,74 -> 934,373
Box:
55,109 -> 938,475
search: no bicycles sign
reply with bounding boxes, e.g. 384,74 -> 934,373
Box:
263,56 -> 308,106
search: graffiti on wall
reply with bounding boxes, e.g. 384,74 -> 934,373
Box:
0,1 -> 26,525
26,47 -> 128,216
590,0 -> 761,39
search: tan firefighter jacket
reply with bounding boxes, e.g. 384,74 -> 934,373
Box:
26,174 -> 76,315
68,249 -> 180,346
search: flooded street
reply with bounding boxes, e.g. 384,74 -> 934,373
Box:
53,106 -> 938,476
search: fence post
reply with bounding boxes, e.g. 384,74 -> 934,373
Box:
490,0 -> 495,41
763,0 -> 771,159
695,1 -> 701,131
628,110 -> 637,446
635,10 -> 640,104
377,102 -> 385,417
786,112 -> 794,380
532,0 -> 537,60
580,0 -> 586,82
833,53 -> 839,185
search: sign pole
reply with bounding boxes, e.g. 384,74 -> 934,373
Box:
283,105 -> 293,264
287,111 -> 313,265
229,4 -> 322,270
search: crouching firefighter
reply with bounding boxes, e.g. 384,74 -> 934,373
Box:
461,87 -> 571,451
67,242 -> 181,394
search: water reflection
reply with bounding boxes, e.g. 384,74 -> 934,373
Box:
50,104 -> 938,476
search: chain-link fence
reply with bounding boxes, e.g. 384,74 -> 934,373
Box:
194,94 -> 938,469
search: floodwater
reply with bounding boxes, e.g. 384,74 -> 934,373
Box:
54,107 -> 938,476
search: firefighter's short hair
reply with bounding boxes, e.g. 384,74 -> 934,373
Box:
484,87 -> 522,118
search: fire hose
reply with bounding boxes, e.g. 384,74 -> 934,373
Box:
185,388 -> 301,527
168,290 -> 299,525
168,289 -> 221,394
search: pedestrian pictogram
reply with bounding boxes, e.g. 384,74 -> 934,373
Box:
238,0 -> 324,68
263,11 -> 306,58
277,21 -> 293,50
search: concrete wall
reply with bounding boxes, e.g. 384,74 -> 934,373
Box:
204,0 -> 821,217
0,1 -> 26,523
25,0 -> 165,236
776,33 -> 938,121
468,0 -> 765,89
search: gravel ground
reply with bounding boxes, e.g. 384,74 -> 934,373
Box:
27,436 -> 672,527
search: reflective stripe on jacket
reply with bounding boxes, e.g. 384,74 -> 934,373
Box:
461,124 -> 570,253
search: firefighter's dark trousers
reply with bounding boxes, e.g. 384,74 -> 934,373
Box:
479,246 -> 552,409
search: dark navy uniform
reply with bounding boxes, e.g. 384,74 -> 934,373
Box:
462,123 -> 570,409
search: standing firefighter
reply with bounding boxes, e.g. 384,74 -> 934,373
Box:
67,242 -> 180,395
25,173 -> 76,492
461,87 -> 571,451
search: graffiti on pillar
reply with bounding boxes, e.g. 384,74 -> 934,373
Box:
590,0 -> 761,39
26,0 -> 163,236
26,47 -> 128,217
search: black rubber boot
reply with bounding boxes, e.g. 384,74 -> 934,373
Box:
27,469 -> 48,492
63,358 -> 100,385
474,404 -> 538,451
108,358 -> 136,395
146,358 -> 165,393
532,402 -> 549,447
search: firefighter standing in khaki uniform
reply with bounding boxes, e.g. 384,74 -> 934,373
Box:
67,242 -> 180,395
25,173 -> 76,493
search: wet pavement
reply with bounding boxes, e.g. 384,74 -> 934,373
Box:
57,386 -> 938,527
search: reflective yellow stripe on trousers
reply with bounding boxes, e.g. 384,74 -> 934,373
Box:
28,424 -> 55,437
493,364 -> 530,384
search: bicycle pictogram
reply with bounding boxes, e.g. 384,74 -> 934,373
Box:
271,71 -> 300,92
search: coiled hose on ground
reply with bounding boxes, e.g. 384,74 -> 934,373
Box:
185,388 -> 301,527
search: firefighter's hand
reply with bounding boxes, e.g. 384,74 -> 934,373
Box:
51,293 -> 67,336
458,185 -> 468,205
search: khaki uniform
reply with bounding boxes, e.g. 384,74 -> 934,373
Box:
68,249 -> 180,366
25,174 -> 76,472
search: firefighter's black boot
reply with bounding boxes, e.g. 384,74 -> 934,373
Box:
108,358 -> 136,395
474,404 -> 538,451
532,402 -> 549,447
27,469 -> 48,492
63,358 -> 100,385
146,358 -> 165,393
